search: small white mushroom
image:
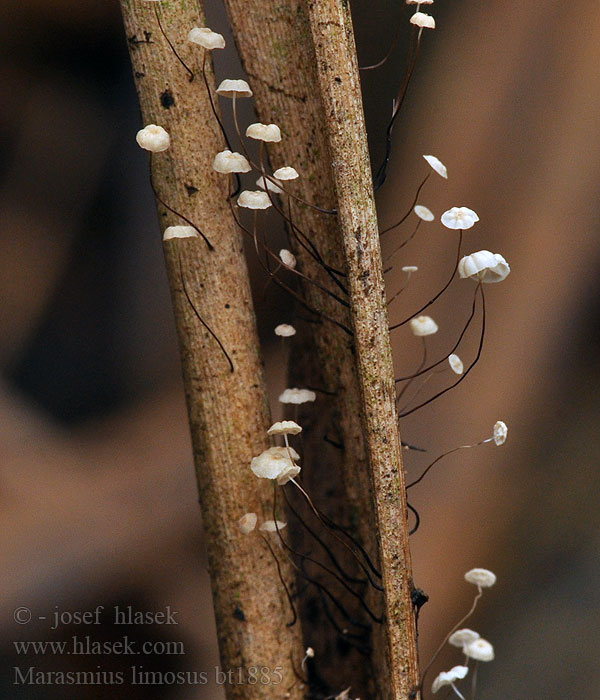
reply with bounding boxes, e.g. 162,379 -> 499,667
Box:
458,250 -> 510,283
238,512 -> 258,534
441,207 -> 479,230
163,226 -> 198,241
278,388 -> 317,405
448,629 -> 480,648
279,249 -> 297,268
493,420 -> 508,446
414,204 -> 435,221
187,27 -> 226,50
464,568 -> 497,588
423,154 -> 448,179
273,166 -> 299,180
250,446 -> 301,484
136,124 -> 170,152
464,638 -> 495,662
448,353 -> 464,375
432,666 -> 469,694
216,79 -> 253,98
410,11 -> 436,29
274,324 -> 296,338
237,190 -> 272,210
246,123 -> 282,142
409,315 -> 439,336
267,420 -> 302,436
213,150 -> 251,174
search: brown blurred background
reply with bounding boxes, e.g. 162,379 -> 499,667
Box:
1,1 -> 598,698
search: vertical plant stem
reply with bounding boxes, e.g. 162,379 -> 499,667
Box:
119,3 -> 304,699
221,0 -> 380,695
306,1 -> 419,698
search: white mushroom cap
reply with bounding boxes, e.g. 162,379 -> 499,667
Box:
246,123 -> 282,142
188,27 -> 226,50
448,353 -> 464,374
406,0 -> 433,4
238,512 -> 257,534
493,420 -> 508,446
268,420 -> 302,436
273,166 -> 299,180
274,324 -> 296,337
423,154 -> 448,179
216,79 -> 253,98
410,12 -> 436,29
441,206 -> 479,230
278,388 -> 317,405
250,446 -> 301,484
259,519 -> 287,532
163,226 -> 198,241
256,175 -> 284,194
213,150 -> 251,174
432,666 -> 468,694
238,190 -> 272,210
136,124 -> 170,152
464,638 -> 495,662
279,249 -> 297,268
465,568 -> 497,588
414,204 -> 434,221
402,265 -> 418,273
458,250 -> 510,283
448,629 -> 480,648
409,315 -> 439,336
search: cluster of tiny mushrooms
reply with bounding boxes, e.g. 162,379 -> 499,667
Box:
134,2 -> 512,699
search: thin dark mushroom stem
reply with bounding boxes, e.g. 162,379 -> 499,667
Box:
153,5 -> 194,81
386,269 -> 416,307
273,486 -> 383,623
282,488 -> 368,586
176,250 -> 234,373
397,337 -> 427,404
398,283 -> 486,418
406,435 -> 492,491
407,501 -> 421,535
359,7 -> 405,71
380,172 -> 431,237
315,586 -> 372,654
395,282 -> 480,382
287,479 -> 383,588
374,25 -> 423,190
389,230 -> 463,331
149,154 -> 214,250
397,367 -> 445,415
256,151 -> 350,302
229,197 -> 353,336
384,219 -> 422,268
260,534 -> 298,627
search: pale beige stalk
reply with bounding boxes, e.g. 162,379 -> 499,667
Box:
221,0 -> 380,694
221,0 -> 419,697
119,3 -> 304,699
306,1 -> 419,699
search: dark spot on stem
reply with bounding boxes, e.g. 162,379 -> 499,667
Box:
224,303 -> 230,309
185,184 -> 198,196
233,606 -> 245,621
160,90 -> 175,109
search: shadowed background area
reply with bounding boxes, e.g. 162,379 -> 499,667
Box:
0,0 -> 598,698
